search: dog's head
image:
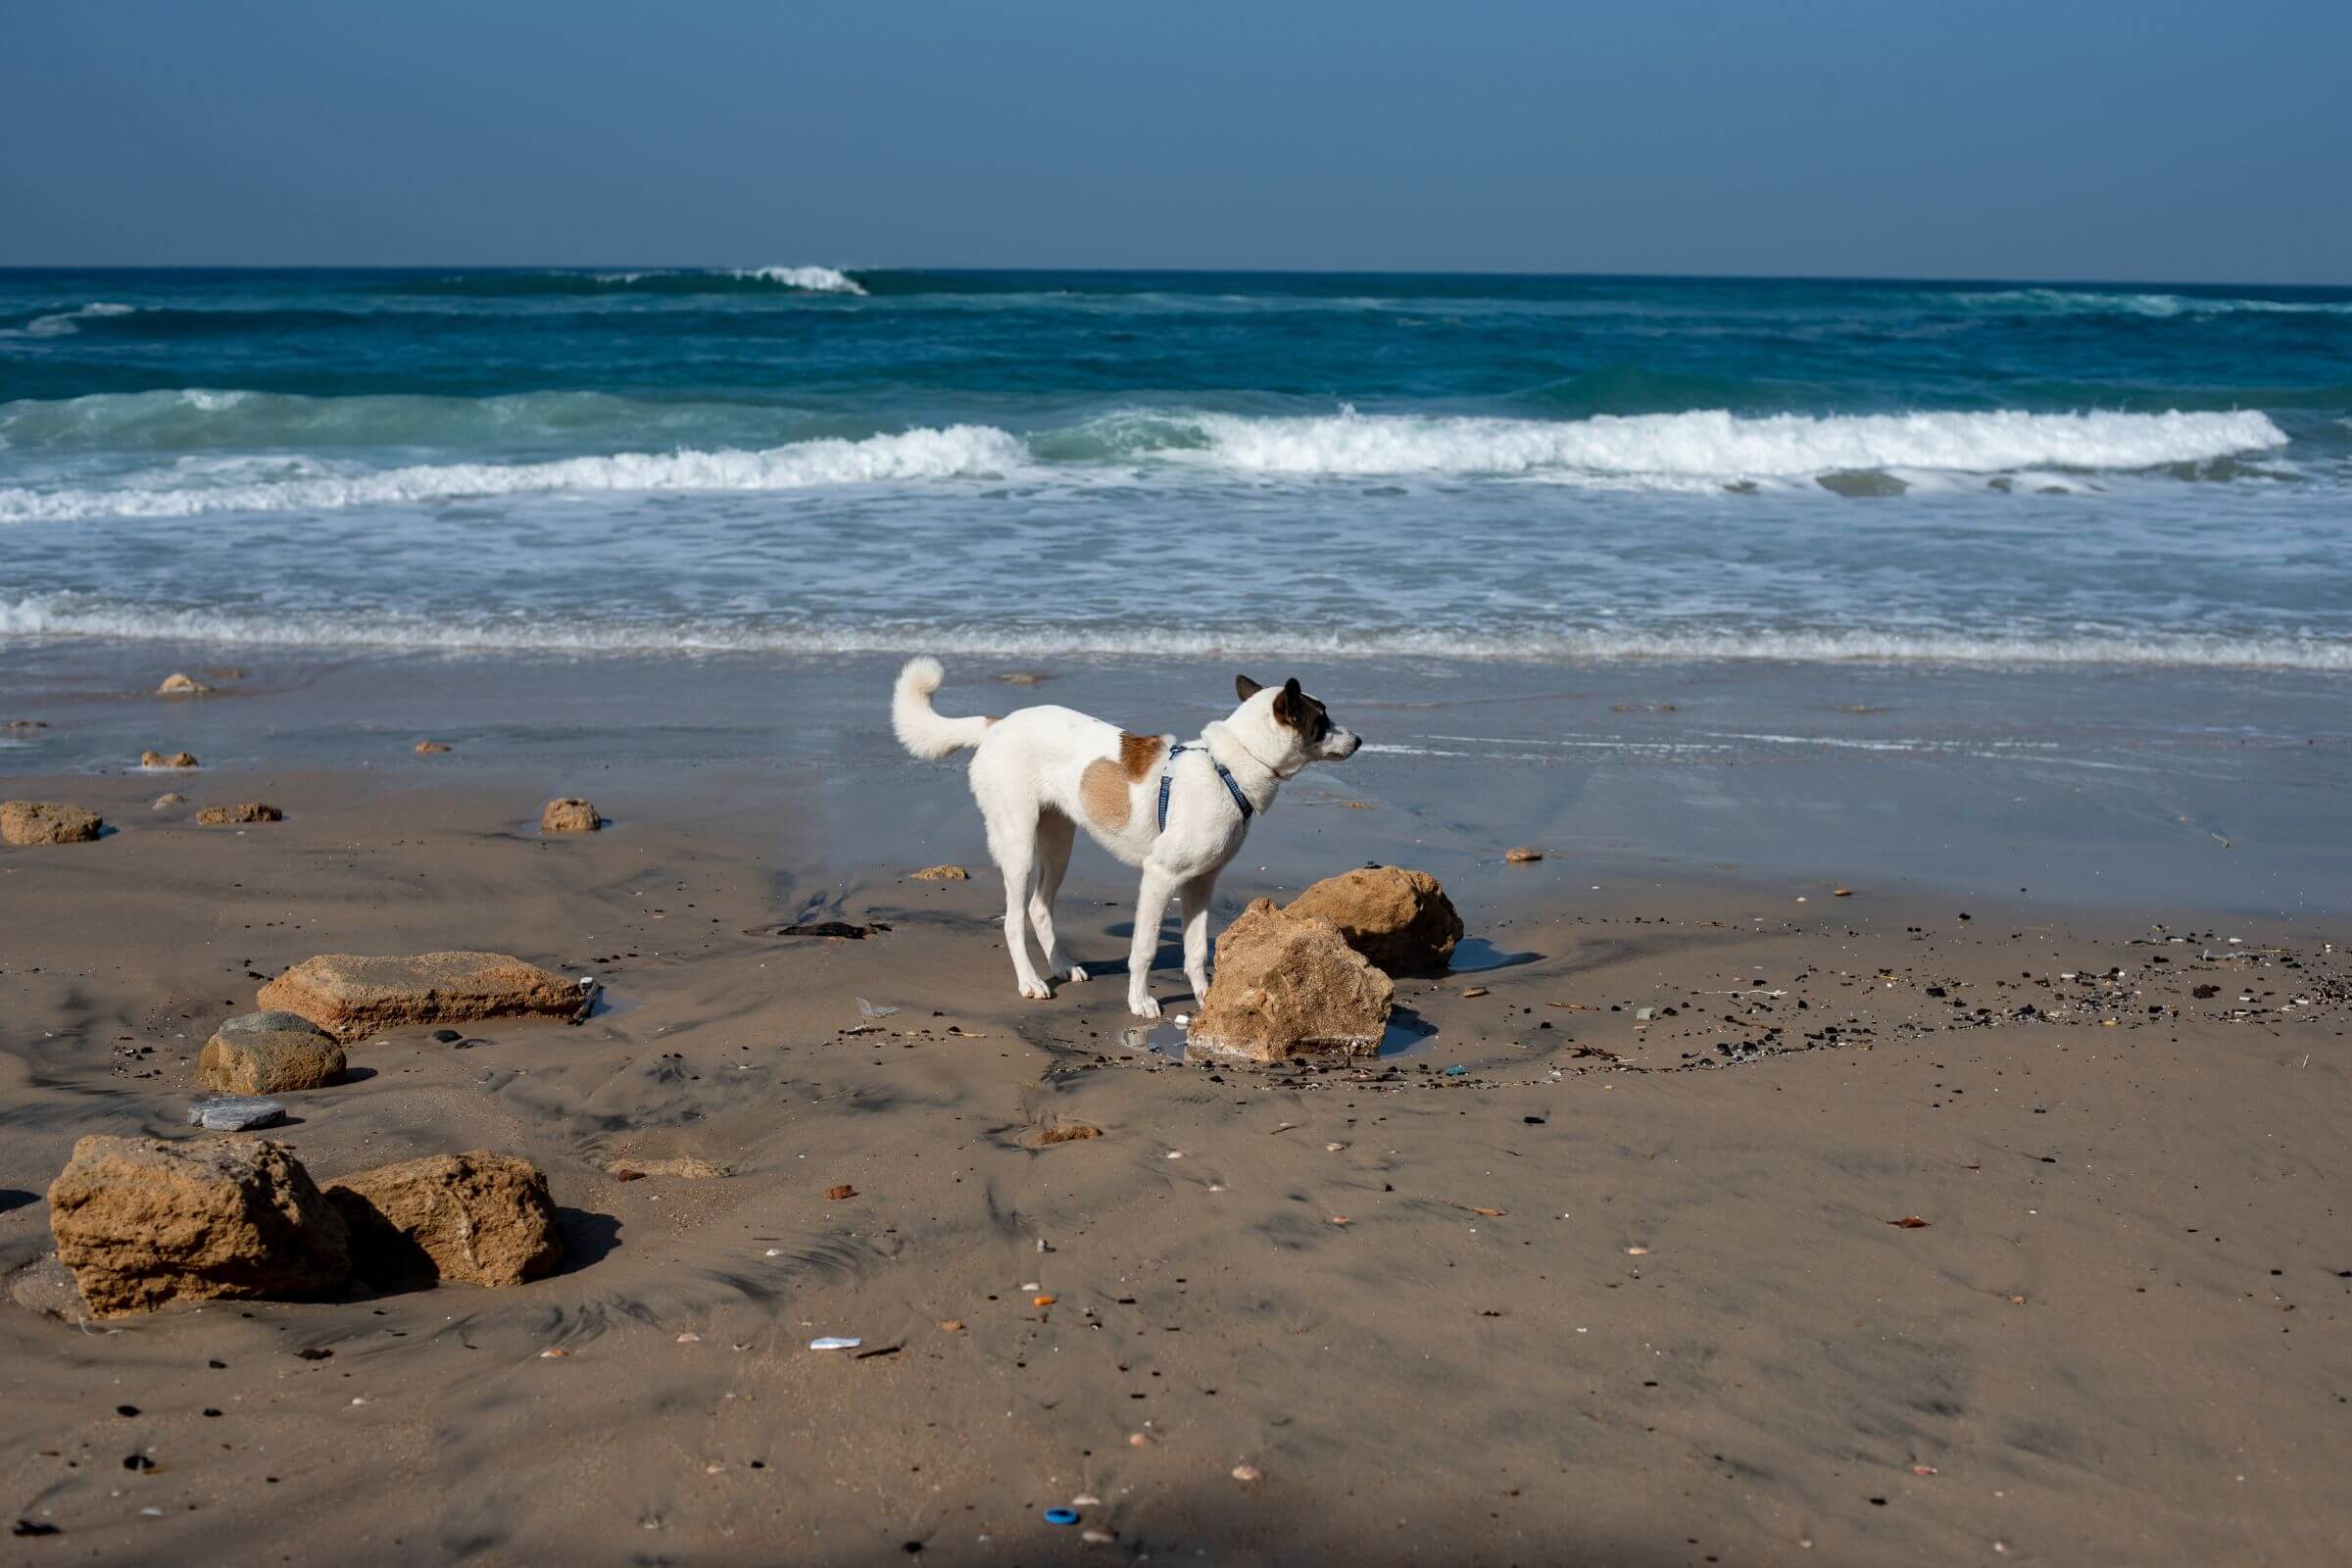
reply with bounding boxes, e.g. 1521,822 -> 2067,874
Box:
1232,675 -> 1361,775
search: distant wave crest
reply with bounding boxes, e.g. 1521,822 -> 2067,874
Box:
724,266 -> 866,295
1957,288 -> 2352,318
0,302 -> 139,341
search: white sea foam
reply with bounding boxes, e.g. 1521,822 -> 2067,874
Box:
727,266 -> 866,295
1,596 -> 2343,671
0,302 -> 138,340
1142,407 -> 2288,479
0,425 -> 1028,521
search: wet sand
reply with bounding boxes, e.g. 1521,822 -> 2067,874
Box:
3,657 -> 2350,1566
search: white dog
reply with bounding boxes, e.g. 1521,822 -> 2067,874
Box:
893,658 -> 1361,1016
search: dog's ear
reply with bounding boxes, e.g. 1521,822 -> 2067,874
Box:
1273,677 -> 1303,726
1235,675 -> 1263,702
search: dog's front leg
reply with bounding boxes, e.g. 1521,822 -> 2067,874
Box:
1180,874 -> 1215,1002
1126,863 -> 1178,1018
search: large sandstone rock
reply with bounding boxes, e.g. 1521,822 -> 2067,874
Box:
197,1011 -> 346,1094
258,952 -> 582,1041
1187,899 -> 1395,1063
47,1136 -> 350,1317
1284,865 -> 1463,976
1,801 -> 103,846
325,1152 -> 563,1288
539,797 -> 602,833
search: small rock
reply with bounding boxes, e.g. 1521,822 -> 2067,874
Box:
1284,865 -> 1462,976
258,952 -> 583,1042
139,751 -> 200,769
187,1096 -> 287,1131
3,717 -> 47,731
910,864 -> 969,881
1188,899 -> 1395,1062
1032,1122 -> 1102,1146
1,801 -> 103,846
198,1012 -> 345,1094
826,1184 -> 858,1200
1503,846 -> 1544,863
156,673 -> 209,696
1460,986 -> 1489,999
150,793 -> 187,811
1232,1463 -> 1263,1483
47,1136 -> 350,1316
196,803 -> 283,826
414,740 -> 451,756
325,1152 -> 564,1288
540,798 -> 603,834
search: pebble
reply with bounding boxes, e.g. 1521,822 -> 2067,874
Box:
185,1095 -> 284,1131
1232,1463 -> 1263,1483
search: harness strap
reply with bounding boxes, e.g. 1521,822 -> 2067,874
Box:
1156,742 -> 1254,833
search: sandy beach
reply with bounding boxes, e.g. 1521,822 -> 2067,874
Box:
3,653 -> 2347,1566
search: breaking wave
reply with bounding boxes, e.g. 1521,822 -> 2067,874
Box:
0,425 -> 1027,522
0,405 -> 2297,521
724,266 -> 866,294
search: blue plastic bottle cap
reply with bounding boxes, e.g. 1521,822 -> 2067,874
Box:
1445,1063 -> 1468,1076
1044,1507 -> 1080,1526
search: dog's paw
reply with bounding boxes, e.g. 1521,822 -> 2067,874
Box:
1128,993 -> 1162,1020
1060,965 -> 1090,984
1019,979 -> 1053,1001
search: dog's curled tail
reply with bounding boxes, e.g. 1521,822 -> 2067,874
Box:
893,657 -> 993,760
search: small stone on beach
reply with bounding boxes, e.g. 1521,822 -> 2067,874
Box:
540,798 -> 603,833
139,751 -> 199,769
1504,846 -> 1544,863
157,673 -> 209,696
910,863 -> 969,880
415,740 -> 451,756
196,803 -> 283,826
186,1095 -> 287,1131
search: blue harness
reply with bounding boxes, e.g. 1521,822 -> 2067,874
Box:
1156,742 -> 1254,833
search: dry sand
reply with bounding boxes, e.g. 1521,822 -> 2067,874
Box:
2,752 -> 2349,1565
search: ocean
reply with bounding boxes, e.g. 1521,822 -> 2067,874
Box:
2,267 -> 2347,668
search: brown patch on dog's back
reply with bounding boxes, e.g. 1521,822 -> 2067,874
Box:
1082,735 -> 1164,830
1119,731 -> 1165,779
1081,760 -> 1131,829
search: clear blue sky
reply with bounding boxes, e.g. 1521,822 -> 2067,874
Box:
6,0 -> 2346,281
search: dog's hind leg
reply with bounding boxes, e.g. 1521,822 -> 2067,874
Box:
984,806 -> 1053,1002
1030,808 -> 1086,984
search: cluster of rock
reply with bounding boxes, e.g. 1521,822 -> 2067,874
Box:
1189,865 -> 1462,1064
140,750 -> 200,768
1,801 -> 103,846
46,1137 -> 562,1316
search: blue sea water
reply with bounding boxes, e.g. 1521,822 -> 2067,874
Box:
2,266 -> 2348,668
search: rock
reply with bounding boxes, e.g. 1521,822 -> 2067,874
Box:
150,792 -> 188,810
605,1157 -> 728,1179
539,797 -> 603,833
1283,865 -> 1463,976
324,1152 -> 563,1288
6,1254 -> 93,1324
1188,899 -> 1395,1062
47,1136 -> 350,1317
157,673 -> 210,696
257,951 -> 582,1042
910,863 -> 969,881
139,750 -> 199,769
196,803 -> 283,826
414,740 -> 451,756
1,802 -> 103,846
185,1095 -> 287,1131
197,1011 -> 345,1094
1504,846 -> 1544,864
4,717 -> 48,731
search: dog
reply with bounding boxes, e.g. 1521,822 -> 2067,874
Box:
892,658 -> 1361,1016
